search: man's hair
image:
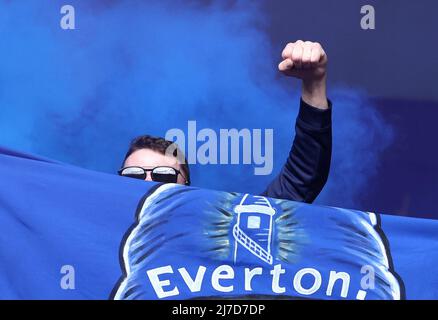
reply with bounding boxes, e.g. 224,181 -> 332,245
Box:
122,135 -> 190,185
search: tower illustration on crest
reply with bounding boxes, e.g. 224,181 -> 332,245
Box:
232,194 -> 276,265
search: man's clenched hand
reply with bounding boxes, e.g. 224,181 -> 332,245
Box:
279,40 -> 329,109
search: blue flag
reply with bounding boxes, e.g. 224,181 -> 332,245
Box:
0,146 -> 437,299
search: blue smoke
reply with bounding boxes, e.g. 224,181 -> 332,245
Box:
0,0 -> 392,209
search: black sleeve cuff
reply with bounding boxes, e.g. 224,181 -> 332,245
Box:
297,98 -> 332,130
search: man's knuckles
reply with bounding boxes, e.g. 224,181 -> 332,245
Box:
280,41 -> 326,72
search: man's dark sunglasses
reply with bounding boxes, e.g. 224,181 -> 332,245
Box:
118,166 -> 189,185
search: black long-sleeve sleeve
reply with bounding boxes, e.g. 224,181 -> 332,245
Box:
261,98 -> 332,203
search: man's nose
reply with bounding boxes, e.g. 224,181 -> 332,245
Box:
144,172 -> 153,181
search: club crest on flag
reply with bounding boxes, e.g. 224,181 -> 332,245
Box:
232,194 -> 276,265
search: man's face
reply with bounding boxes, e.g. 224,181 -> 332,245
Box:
123,148 -> 187,185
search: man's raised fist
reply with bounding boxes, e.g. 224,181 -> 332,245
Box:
279,40 -> 327,82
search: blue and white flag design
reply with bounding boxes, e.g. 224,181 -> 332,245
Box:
0,146 -> 437,300
113,184 -> 401,300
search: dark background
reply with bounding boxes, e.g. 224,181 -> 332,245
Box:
263,0 -> 438,218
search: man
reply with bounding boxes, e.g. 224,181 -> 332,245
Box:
119,40 -> 331,203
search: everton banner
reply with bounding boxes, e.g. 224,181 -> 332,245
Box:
0,146 -> 437,300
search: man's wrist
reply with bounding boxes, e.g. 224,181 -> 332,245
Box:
301,76 -> 328,110
298,98 -> 332,130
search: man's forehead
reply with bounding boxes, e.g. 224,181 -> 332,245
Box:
124,149 -> 180,168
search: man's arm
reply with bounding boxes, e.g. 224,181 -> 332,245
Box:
261,40 -> 331,203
